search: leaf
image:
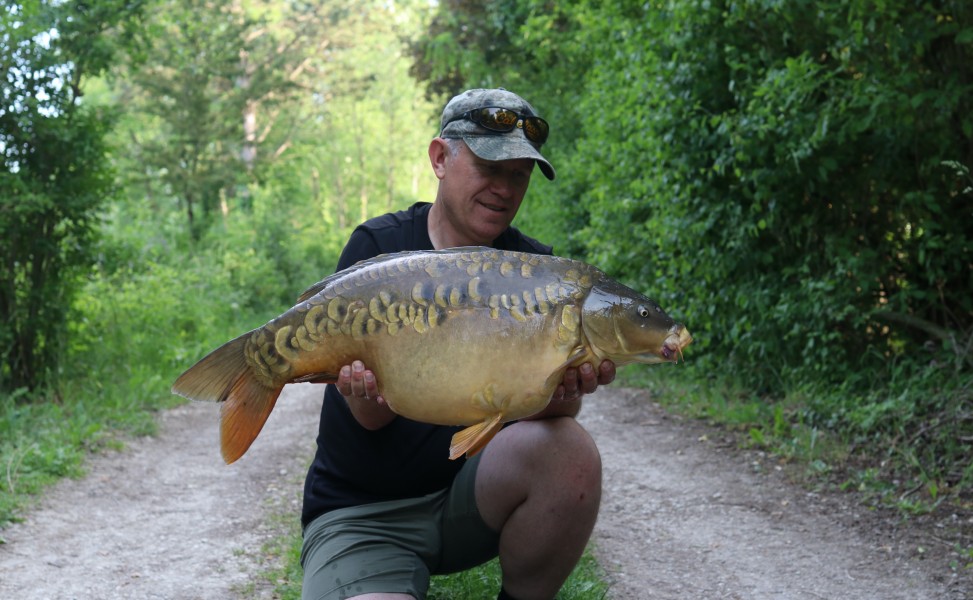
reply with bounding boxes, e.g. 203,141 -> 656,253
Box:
956,28 -> 973,44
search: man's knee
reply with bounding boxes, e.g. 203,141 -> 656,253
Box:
476,417 -> 601,527
549,418 -> 602,511
542,417 -> 601,488
510,416 -> 601,479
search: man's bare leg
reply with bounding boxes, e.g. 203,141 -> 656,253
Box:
475,417 -> 602,600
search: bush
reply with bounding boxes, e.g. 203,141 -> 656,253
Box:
411,0 -> 973,500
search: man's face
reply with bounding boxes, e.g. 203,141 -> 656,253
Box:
438,141 -> 535,245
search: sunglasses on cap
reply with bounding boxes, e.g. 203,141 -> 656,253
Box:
444,107 -> 550,145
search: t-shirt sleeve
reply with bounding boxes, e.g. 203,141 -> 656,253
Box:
335,228 -> 382,271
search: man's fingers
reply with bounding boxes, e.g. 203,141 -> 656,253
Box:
337,360 -> 378,401
598,359 -> 617,385
562,367 -> 579,395
578,362 -> 598,394
363,371 -> 377,400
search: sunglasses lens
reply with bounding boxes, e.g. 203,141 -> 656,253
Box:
523,118 -> 549,144
475,108 -> 518,130
468,108 -> 549,145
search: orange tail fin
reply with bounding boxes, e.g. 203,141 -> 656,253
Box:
219,375 -> 283,463
171,333 -> 282,464
449,413 -> 504,460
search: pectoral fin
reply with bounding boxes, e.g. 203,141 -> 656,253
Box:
290,372 -> 339,384
541,347 -> 592,393
449,413 -> 504,460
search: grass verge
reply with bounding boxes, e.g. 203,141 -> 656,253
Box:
0,381 -> 182,528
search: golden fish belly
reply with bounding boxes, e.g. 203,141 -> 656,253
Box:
362,305 -> 578,425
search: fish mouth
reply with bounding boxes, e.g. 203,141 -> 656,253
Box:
661,327 -> 693,363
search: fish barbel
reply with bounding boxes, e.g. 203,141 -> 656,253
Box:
171,247 -> 692,463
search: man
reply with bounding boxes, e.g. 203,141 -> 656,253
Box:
301,88 -> 616,600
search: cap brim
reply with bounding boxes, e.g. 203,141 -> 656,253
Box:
462,135 -> 556,181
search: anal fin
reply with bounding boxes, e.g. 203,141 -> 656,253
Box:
449,413 -> 504,460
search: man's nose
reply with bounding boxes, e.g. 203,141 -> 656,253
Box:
489,175 -> 516,199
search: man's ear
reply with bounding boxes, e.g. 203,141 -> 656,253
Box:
428,138 -> 449,180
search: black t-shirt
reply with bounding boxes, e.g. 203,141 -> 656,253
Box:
301,202 -> 553,527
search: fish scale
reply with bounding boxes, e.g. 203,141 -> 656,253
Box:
172,247 -> 692,464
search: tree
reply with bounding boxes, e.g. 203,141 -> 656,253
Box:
110,0 -> 381,240
410,0 -> 973,391
220,0 -> 441,247
100,0 -> 440,304
0,1 -> 148,393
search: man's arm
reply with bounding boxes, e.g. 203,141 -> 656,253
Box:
329,229 -> 399,430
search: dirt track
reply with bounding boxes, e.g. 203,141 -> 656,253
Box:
0,384 -> 969,599
581,388 -> 969,599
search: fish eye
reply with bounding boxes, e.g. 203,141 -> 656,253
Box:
638,305 -> 649,318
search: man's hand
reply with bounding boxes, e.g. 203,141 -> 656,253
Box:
335,360 -> 395,430
556,360 -> 616,403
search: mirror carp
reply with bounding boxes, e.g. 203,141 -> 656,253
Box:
171,247 -> 692,463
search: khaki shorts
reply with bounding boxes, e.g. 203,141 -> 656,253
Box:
300,453 -> 499,600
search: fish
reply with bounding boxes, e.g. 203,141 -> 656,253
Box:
171,247 -> 692,463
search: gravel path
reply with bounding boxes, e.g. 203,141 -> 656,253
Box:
0,383 -> 968,599
0,384 -> 320,600
578,388 -> 968,599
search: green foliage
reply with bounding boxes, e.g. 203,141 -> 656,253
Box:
110,0 -> 440,242
1,0 -> 436,437
0,392 -> 99,524
806,362 -> 973,506
0,0 -> 149,393
0,190 -> 342,525
113,0 -> 268,239
571,0 -> 972,394
411,0 -> 973,503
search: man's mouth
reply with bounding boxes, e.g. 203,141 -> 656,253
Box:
477,200 -> 506,213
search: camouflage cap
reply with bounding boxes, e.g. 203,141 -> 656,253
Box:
439,88 -> 555,181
